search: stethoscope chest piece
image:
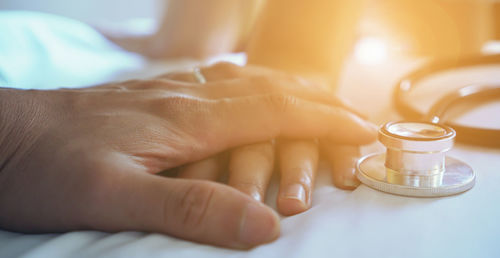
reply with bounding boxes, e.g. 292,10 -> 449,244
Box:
356,121 -> 475,197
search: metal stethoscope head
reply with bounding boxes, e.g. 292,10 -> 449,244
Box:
355,55 -> 500,197
356,121 -> 475,197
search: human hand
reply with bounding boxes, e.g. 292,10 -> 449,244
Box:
162,63 -> 375,215
0,63 -> 376,249
100,0 -> 261,59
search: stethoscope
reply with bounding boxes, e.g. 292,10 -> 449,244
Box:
356,54 -> 500,197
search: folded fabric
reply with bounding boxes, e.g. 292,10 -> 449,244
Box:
0,11 -> 145,89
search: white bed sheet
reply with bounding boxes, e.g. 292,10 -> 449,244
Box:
1,11 -> 500,258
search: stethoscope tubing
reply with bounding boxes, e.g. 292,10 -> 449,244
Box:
393,54 -> 500,147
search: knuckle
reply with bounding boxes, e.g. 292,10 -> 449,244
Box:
119,79 -> 142,89
173,183 -> 216,231
146,79 -> 171,88
210,62 -> 242,76
249,75 -> 274,89
281,74 -> 333,95
159,73 -> 191,82
250,77 -> 275,93
232,181 -> 266,195
266,93 -> 298,114
287,75 -> 306,86
128,79 -> 168,90
289,75 -> 319,89
153,95 -> 205,115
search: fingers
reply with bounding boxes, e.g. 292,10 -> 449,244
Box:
177,156 -> 224,181
198,63 -> 344,107
277,140 -> 318,216
321,143 -> 361,190
84,171 -> 280,249
205,94 -> 377,152
228,142 -> 274,202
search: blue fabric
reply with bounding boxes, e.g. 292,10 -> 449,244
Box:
0,11 -> 145,89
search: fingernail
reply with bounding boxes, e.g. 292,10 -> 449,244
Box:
283,184 -> 306,204
239,203 -> 280,247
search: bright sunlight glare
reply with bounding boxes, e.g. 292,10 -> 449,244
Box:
354,37 -> 389,65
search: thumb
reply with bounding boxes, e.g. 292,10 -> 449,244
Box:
83,171 -> 280,249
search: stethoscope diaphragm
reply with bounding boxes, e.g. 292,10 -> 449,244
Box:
356,121 -> 475,197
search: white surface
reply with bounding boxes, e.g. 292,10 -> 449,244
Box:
1,11 -> 500,258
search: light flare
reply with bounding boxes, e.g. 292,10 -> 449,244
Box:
354,37 -> 389,65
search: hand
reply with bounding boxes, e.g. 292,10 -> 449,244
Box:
162,63 -> 375,215
0,63 -> 376,249
100,0 -> 261,59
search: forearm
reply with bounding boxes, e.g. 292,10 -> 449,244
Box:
151,0 -> 261,59
101,0 -> 262,59
246,0 -> 365,85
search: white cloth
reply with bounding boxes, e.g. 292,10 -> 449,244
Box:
0,11 -> 145,89
1,11 -> 500,258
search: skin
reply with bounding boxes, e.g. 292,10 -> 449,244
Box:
101,0 -> 262,59
240,0 -> 367,215
162,64 -> 370,216
0,63 -> 376,249
101,0 -> 368,214
169,0 -> 367,215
